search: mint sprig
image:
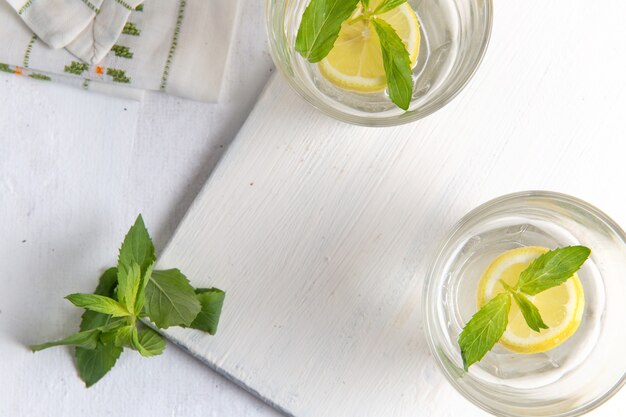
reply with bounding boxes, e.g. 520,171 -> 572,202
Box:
31,215 -> 226,387
295,0 -> 414,110
372,18 -> 413,110
459,246 -> 590,371
295,0 -> 361,63
458,293 -> 511,372
515,246 -> 591,295
373,0 -> 407,15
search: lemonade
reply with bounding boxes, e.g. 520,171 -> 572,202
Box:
267,0 -> 492,124
424,192 -> 626,416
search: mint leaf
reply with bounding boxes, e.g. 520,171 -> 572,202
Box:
116,262 -> 141,313
79,268 -> 118,331
516,246 -> 591,295
31,329 -> 100,352
144,269 -> 201,328
373,0 -> 406,15
189,288 -> 225,335
118,214 -> 155,275
114,325 -> 134,348
135,262 -> 154,315
458,293 -> 510,371
66,294 -> 130,317
361,0 -> 369,7
510,292 -> 548,332
372,18 -> 413,110
76,267 -> 123,387
131,327 -> 165,357
76,341 -> 122,387
295,0 -> 360,62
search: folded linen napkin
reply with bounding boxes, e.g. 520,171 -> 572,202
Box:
6,0 -> 143,64
0,0 -> 240,102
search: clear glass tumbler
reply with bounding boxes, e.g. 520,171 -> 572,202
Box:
265,0 -> 492,126
424,191 -> 626,416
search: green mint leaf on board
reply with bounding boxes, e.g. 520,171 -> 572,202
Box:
79,268 -> 118,331
516,246 -> 591,295
510,291 -> 548,332
65,293 -> 130,317
118,214 -> 156,275
76,267 -> 122,387
188,288 -> 226,335
135,262 -> 154,315
31,329 -> 101,352
373,0 -> 407,15
116,262 -> 142,313
76,341 -> 122,387
131,327 -> 165,357
144,269 -> 201,328
458,293 -> 511,371
372,18 -> 413,110
114,325 -> 135,348
295,0 -> 360,62
31,214 -> 225,387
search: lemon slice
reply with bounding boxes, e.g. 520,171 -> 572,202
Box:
477,246 -> 585,354
318,0 -> 420,92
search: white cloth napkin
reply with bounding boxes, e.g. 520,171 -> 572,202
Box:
0,0 -> 240,102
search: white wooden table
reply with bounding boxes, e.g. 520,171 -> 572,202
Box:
0,1 -> 624,416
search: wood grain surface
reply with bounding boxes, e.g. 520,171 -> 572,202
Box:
156,1 -> 626,416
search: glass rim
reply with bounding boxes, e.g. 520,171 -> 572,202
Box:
423,190 -> 626,417
265,0 -> 495,127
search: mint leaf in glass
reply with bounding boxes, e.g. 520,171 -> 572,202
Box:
510,292 -> 548,332
295,0 -> 361,63
458,293 -> 511,371
373,0 -> 407,15
372,18 -> 413,110
516,246 -> 591,295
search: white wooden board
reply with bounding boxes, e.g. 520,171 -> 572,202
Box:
157,1 -> 626,416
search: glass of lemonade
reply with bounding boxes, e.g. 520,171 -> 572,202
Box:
266,0 -> 492,126
424,191 -> 626,416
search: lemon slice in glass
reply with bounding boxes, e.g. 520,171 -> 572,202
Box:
318,0 -> 420,92
477,246 -> 585,354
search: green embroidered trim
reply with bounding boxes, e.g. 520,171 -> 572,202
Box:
135,4 -> 143,11
79,0 -> 100,14
18,0 -> 33,15
160,0 -> 186,91
65,61 -> 89,75
82,79 -> 90,89
29,73 -> 51,81
107,68 -> 130,83
111,45 -> 133,59
0,63 -> 14,73
23,34 -> 37,68
114,0 -> 134,11
122,22 -> 141,36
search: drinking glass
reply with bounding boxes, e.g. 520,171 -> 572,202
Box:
424,191 -> 626,416
265,0 -> 492,126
